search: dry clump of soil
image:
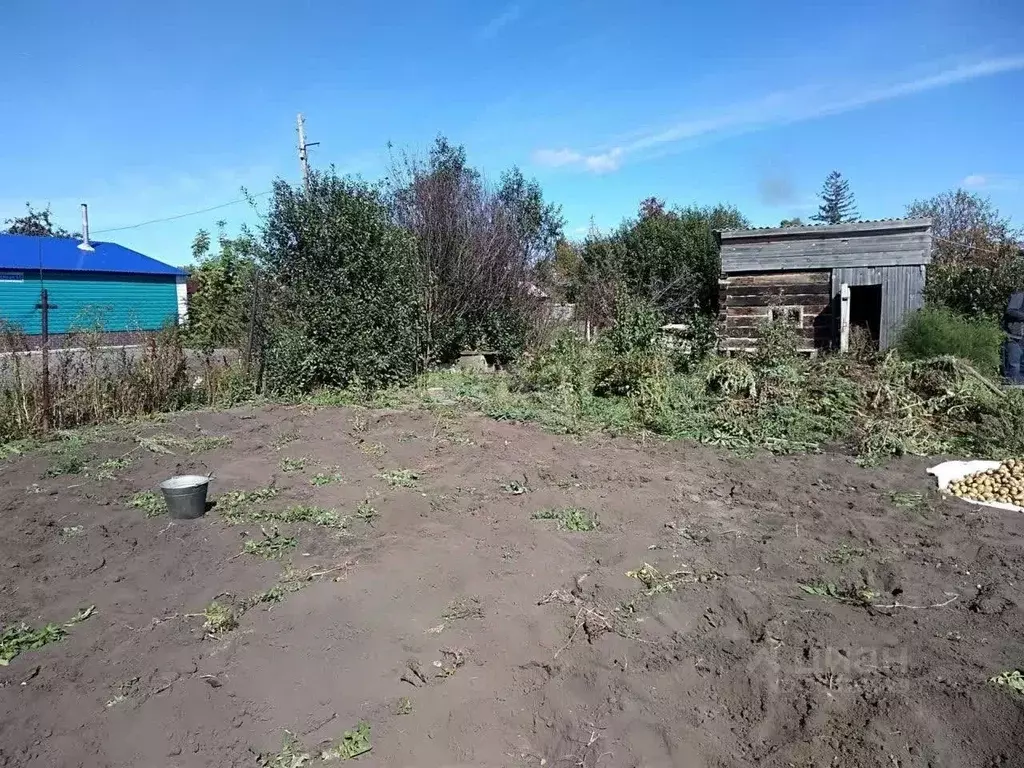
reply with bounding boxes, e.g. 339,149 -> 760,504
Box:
0,403 -> 1022,767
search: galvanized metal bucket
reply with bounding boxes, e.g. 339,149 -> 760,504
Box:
159,475 -> 211,520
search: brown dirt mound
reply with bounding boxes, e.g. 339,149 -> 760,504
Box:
1,403 -> 1022,767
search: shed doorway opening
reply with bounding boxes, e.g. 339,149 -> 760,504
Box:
848,284 -> 882,347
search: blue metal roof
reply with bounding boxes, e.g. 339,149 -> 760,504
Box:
0,233 -> 184,276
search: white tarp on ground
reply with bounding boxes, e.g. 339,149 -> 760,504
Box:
927,460 -> 1024,513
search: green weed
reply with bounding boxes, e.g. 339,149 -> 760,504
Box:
377,468 -> 419,488
311,469 -> 344,486
217,487 -> 281,522
320,722 -> 372,761
129,491 -> 166,517
221,493 -> 344,528
0,439 -> 37,459
202,601 -> 238,634
531,506 -> 598,532
60,525 -> 84,539
0,624 -> 64,665
820,543 -> 868,565
273,505 -> 345,527
243,528 -> 297,559
394,697 -> 413,715
279,456 -> 308,473
989,670 -> 1024,695
242,564 -> 341,612
95,455 -> 133,479
244,585 -> 286,609
44,448 -> 88,477
799,581 -> 879,606
0,605 -> 95,665
138,434 -> 231,455
258,731 -> 311,767
354,499 -> 378,525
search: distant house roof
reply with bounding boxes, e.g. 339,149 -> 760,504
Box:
0,233 -> 184,276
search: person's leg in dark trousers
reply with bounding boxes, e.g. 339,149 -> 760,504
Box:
1004,338 -> 1024,383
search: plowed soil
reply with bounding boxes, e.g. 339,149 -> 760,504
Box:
1,403 -> 1022,767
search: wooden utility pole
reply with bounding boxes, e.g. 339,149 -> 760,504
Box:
35,288 -> 57,431
296,113 -> 319,192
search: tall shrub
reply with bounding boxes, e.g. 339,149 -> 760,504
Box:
183,225 -> 258,350
925,258 -> 1024,319
594,291 -> 669,396
896,306 -> 1002,375
261,173 -> 421,393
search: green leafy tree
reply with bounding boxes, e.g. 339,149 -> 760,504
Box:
496,166 -> 563,263
909,189 -> 1024,317
579,200 -> 748,320
907,188 -> 1021,267
811,171 -> 858,224
779,217 -> 804,227
183,223 -> 258,350
3,203 -> 75,237
261,171 -> 421,393
535,237 -> 584,302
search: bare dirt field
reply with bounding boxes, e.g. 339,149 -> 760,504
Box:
1,403 -> 1022,767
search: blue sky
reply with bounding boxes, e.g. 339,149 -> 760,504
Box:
1,0 -> 1022,265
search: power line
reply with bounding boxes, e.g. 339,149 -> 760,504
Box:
90,191 -> 273,235
932,234 -> 1022,258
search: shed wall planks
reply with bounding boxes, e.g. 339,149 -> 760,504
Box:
879,265 -> 926,349
720,226 -> 932,273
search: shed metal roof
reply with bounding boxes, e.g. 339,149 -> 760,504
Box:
717,218 -> 933,240
0,233 -> 184,276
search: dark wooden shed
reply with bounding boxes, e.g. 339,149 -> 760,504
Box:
715,219 -> 933,352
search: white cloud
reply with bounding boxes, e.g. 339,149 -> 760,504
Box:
532,147 -> 623,173
534,55 -> 1024,173
961,173 -> 1022,192
478,4 -> 522,40
532,148 -> 582,167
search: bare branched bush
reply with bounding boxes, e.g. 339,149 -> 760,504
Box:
389,137 -> 562,363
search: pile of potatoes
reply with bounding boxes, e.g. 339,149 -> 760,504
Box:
948,460 -> 1024,504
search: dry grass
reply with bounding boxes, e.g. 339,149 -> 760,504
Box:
441,596 -> 484,623
0,324 -> 238,442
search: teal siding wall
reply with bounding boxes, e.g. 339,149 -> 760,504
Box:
0,270 -> 178,335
